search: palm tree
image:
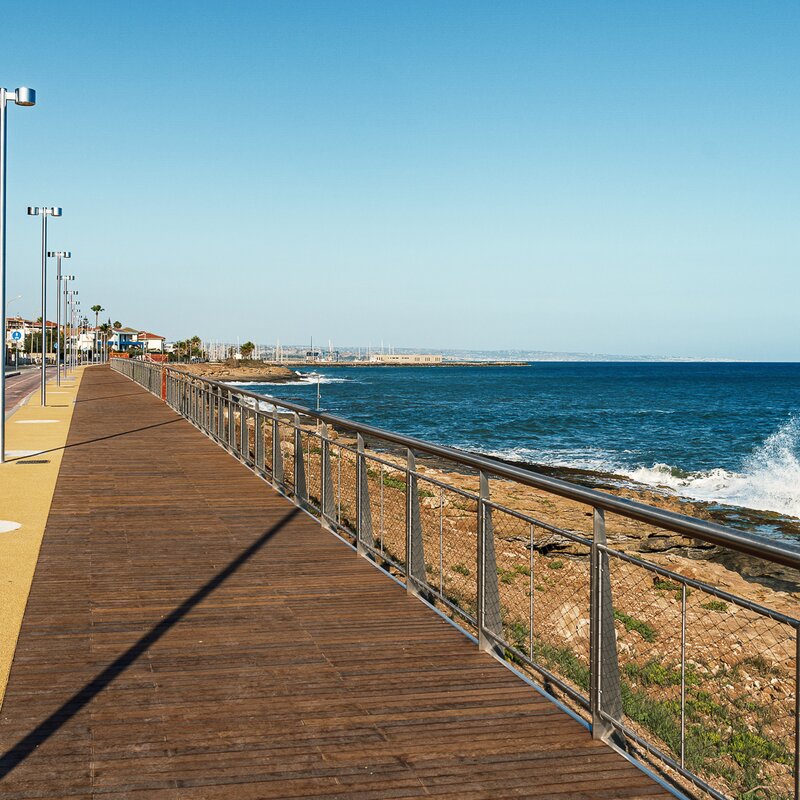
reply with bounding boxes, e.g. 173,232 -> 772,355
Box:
172,339 -> 189,362
241,341 -> 255,360
98,322 -> 112,360
113,321 -> 122,329
91,305 -> 104,361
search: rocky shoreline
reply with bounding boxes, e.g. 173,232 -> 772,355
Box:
460,450 -> 800,598
517,458 -> 800,541
172,360 -> 301,383
340,429 -> 800,605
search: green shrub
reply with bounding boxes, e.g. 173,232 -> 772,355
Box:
614,610 -> 657,642
533,640 -> 590,691
700,599 -> 728,612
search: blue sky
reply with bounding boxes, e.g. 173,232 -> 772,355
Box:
2,1 -> 798,359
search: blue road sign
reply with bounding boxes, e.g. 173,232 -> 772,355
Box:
10,330 -> 22,341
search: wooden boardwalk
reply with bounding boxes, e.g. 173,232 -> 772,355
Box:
0,366 -> 673,799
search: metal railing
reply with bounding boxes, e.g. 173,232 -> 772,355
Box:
112,358 -> 800,800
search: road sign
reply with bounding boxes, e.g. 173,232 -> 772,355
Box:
10,330 -> 22,342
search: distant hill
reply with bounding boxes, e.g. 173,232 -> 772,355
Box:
374,347 -> 735,363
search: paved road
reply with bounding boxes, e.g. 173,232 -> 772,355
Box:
4,369 -> 46,417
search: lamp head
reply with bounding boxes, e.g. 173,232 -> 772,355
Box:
14,87 -> 36,107
63,274 -> 75,280
51,207 -> 62,217
27,206 -> 40,216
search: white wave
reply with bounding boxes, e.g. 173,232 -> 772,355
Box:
476,418 -> 800,520
228,371 -> 352,387
294,371 -> 353,385
625,418 -> 800,519
476,445 -> 620,474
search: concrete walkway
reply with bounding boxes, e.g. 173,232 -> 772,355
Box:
0,367 -> 85,703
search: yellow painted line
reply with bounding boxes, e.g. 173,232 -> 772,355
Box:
0,367 -> 85,708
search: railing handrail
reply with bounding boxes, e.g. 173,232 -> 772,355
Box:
159,364 -> 800,571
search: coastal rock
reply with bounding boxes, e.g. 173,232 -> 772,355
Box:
173,360 -> 300,383
636,533 -> 715,554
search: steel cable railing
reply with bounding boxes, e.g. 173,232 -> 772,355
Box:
112,358 -> 800,800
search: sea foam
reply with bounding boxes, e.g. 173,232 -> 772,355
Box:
477,418 -> 800,520
228,371 -> 353,387
625,417 -> 800,519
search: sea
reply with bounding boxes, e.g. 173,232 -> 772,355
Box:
240,363 -> 800,541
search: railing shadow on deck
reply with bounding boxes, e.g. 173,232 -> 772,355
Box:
0,508 -> 300,778
4,418 -> 183,462
110,358 -> 800,800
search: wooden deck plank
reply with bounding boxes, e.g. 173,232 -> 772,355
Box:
0,366 -> 673,799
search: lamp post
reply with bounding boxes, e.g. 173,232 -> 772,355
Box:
48,251 -> 70,386
75,307 -> 81,367
0,86 -> 36,463
63,281 -> 75,373
70,293 -> 79,371
68,292 -> 76,372
68,291 -> 75,372
27,206 -> 62,406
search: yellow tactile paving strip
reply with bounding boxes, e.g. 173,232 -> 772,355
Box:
0,367 -> 84,707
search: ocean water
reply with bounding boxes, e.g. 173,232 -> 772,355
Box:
243,363 -> 800,526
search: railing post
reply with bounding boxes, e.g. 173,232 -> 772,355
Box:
356,434 -> 373,557
590,507 -> 624,743
272,410 -> 284,487
228,393 -> 236,451
255,411 -> 265,471
216,386 -> 224,441
477,471 -> 502,654
405,449 -> 428,596
293,413 -> 308,508
321,422 -> 335,523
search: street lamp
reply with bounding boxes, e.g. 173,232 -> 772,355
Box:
0,86 -> 36,462
48,251 -> 70,385
67,290 -> 78,372
75,303 -> 81,368
62,278 -> 75,373
28,206 -> 62,406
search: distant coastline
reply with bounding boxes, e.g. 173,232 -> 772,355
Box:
275,360 -> 528,368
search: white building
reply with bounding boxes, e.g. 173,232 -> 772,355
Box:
370,353 -> 443,364
137,331 -> 166,352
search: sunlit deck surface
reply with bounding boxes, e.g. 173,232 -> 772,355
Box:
0,366 -> 674,799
